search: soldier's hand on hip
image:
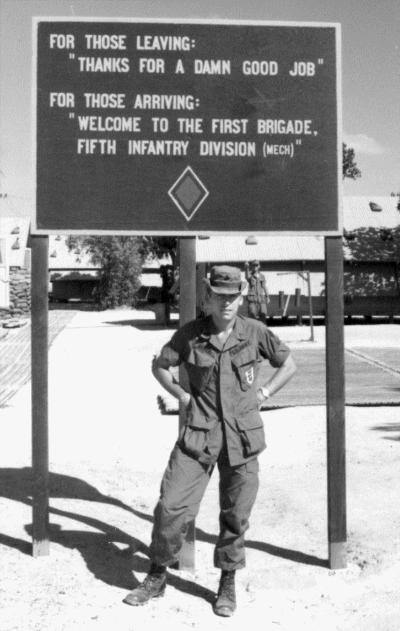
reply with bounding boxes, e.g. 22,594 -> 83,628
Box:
179,392 -> 192,409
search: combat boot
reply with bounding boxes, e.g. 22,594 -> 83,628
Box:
213,569 -> 237,617
123,563 -> 166,606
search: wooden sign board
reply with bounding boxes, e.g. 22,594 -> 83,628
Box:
33,18 -> 341,235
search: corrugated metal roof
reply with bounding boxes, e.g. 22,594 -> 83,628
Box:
342,227 -> 400,262
196,235 -> 325,263
1,196 -> 398,268
196,197 -> 399,263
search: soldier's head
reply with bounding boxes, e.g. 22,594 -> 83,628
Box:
203,266 -> 246,321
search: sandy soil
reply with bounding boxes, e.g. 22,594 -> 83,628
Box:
1,310 -> 399,631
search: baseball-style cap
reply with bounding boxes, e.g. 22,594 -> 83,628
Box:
203,265 -> 247,294
249,259 -> 260,266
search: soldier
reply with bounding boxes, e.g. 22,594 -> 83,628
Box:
245,260 -> 270,324
159,264 -> 175,326
124,266 -> 296,616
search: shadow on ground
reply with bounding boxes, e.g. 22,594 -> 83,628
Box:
105,319 -> 178,331
0,467 -> 327,593
371,423 -> 400,441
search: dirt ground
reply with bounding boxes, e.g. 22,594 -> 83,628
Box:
1,309 -> 400,631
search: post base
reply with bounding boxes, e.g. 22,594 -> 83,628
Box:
329,542 -> 346,569
32,539 -> 50,557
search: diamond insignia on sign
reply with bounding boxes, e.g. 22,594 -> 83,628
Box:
168,166 -> 209,221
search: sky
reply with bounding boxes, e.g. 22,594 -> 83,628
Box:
0,0 -> 399,216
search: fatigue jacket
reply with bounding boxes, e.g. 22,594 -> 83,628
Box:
246,272 -> 269,304
157,315 -> 290,466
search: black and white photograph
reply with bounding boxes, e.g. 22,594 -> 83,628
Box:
0,1 -> 399,630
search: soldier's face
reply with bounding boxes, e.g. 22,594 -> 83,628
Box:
207,291 -> 243,321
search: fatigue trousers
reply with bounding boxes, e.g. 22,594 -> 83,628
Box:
148,444 -> 260,571
248,301 -> 267,324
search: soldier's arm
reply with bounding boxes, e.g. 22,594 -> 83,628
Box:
152,354 -> 191,407
256,355 -> 297,406
261,274 -> 270,302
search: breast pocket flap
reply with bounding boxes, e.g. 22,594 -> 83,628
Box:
186,348 -> 215,392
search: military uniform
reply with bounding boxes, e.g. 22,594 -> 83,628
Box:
149,314 -> 290,570
245,261 -> 270,324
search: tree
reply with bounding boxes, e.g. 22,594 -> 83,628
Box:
144,236 -> 178,266
343,143 -> 361,180
66,235 -> 147,309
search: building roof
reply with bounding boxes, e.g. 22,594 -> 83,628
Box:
196,235 -> 325,263
1,196 -> 398,268
196,197 -> 400,263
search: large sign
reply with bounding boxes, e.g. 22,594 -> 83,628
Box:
33,18 -> 342,235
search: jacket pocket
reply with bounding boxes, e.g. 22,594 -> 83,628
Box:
180,426 -> 208,459
235,409 -> 266,457
231,345 -> 259,391
185,348 -> 215,392
178,399 -> 218,459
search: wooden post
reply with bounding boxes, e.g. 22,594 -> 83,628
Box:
295,287 -> 302,325
178,237 -> 197,572
196,262 -> 207,316
325,237 -> 347,569
278,290 -> 285,311
306,271 -> 315,342
31,235 -> 50,557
